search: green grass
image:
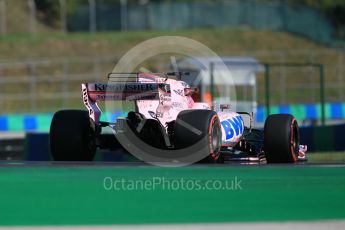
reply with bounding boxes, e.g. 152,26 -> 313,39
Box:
0,28 -> 325,60
0,165 -> 344,226
0,27 -> 344,112
1,0 -> 344,112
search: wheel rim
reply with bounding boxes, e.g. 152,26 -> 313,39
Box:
290,119 -> 299,162
211,122 -> 221,155
293,122 -> 299,152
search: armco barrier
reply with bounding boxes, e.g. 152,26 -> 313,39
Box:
23,124 -> 345,160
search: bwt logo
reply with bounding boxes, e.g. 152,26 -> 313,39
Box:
221,116 -> 244,140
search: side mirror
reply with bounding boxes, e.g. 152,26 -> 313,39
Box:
220,104 -> 231,111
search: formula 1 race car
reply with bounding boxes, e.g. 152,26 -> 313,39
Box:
50,72 -> 307,163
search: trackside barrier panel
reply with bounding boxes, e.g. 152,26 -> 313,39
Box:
24,133 -> 138,161
25,133 -> 51,161
22,124 -> 345,160
299,124 -> 345,152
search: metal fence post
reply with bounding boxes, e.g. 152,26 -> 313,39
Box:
0,0 -> 7,36
279,52 -> 287,104
27,0 -> 37,38
210,62 -> 215,101
89,0 -> 96,33
61,61 -> 68,107
338,49 -> 344,101
121,0 -> 128,31
319,64 -> 325,126
93,58 -> 101,81
264,63 -> 270,117
59,0 -> 67,33
28,62 -> 37,112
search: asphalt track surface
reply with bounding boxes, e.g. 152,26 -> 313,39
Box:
0,161 -> 344,228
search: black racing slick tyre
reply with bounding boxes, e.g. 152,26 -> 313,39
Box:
174,110 -> 222,162
50,110 -> 96,161
264,114 -> 299,163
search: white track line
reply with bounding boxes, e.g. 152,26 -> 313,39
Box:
1,220 -> 345,230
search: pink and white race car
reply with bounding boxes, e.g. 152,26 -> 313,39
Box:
50,72 -> 307,163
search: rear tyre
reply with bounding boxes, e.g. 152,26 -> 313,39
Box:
264,114 -> 299,163
50,110 -> 96,161
174,110 -> 222,162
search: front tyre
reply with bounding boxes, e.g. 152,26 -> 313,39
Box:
50,110 -> 96,161
264,114 -> 299,163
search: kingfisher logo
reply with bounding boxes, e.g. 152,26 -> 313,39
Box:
221,116 -> 244,140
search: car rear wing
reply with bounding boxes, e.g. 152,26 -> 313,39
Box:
81,82 -> 169,124
83,82 -> 169,101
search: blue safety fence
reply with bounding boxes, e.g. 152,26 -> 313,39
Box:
0,102 -> 344,132
256,102 -> 345,123
0,111 -> 126,132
